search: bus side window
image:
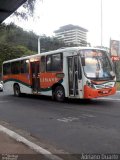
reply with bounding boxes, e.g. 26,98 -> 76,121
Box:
46,53 -> 63,72
11,61 -> 20,74
40,56 -> 46,72
52,53 -> 63,71
21,59 -> 29,73
3,63 -> 11,75
46,55 -> 52,71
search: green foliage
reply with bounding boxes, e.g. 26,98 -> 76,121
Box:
0,23 -> 38,73
0,23 -> 38,52
14,0 -> 39,20
113,61 -> 120,81
0,23 -> 69,53
116,82 -> 120,91
0,23 -> 69,74
40,36 -> 67,52
0,43 -> 34,72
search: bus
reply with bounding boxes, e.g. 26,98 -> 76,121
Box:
2,47 -> 116,101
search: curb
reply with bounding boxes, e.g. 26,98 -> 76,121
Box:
0,125 -> 63,160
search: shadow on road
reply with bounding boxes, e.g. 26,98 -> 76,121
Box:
11,93 -> 114,108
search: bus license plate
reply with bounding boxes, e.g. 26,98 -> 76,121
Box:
102,90 -> 108,94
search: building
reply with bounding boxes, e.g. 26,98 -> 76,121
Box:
54,24 -> 88,46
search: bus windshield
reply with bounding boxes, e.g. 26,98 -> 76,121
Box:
80,49 -> 115,80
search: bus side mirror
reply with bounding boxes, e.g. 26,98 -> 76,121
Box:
81,57 -> 85,66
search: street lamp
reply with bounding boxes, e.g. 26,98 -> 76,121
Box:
38,36 -> 40,54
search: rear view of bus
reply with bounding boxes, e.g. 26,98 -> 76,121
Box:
79,49 -> 116,98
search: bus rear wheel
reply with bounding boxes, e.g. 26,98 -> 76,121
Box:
54,86 -> 65,102
14,84 -> 21,97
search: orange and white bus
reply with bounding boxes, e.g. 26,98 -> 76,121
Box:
2,47 -> 116,101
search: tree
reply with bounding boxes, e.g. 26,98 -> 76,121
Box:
0,23 -> 38,52
14,0 -> 42,20
40,36 -> 67,52
0,23 -> 70,73
0,43 -> 35,72
0,23 -> 69,53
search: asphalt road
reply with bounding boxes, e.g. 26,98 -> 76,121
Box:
0,91 -> 120,154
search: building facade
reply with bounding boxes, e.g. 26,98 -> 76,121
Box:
54,24 -> 88,46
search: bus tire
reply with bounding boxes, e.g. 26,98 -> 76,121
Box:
54,86 -> 65,102
14,84 -> 21,97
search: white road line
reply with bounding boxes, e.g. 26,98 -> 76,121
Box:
0,125 -> 63,160
57,117 -> 79,123
57,114 -> 95,123
82,114 -> 96,118
0,100 -> 12,103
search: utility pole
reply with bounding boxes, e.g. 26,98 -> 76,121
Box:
38,0 -> 43,54
38,36 -> 40,54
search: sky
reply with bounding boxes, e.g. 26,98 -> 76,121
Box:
4,0 -> 120,47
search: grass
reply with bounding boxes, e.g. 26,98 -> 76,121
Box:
116,82 -> 120,91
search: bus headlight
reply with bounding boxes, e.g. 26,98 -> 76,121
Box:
86,80 -> 95,89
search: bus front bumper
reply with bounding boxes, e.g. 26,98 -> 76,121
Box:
84,85 -> 116,99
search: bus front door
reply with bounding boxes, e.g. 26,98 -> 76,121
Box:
68,56 -> 79,97
31,61 -> 40,93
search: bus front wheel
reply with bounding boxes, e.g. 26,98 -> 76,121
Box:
54,86 -> 65,102
14,84 -> 21,97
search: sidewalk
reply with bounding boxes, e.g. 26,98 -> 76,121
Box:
0,123 -> 65,160
0,131 -> 36,154
0,124 -> 72,160
0,130 -> 78,160
0,131 -> 50,160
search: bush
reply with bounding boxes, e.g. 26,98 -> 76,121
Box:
116,82 -> 120,91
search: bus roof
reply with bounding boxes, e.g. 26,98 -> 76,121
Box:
3,46 -> 107,64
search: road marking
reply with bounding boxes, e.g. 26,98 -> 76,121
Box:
0,100 -> 12,103
57,117 -> 79,122
57,114 -> 96,123
82,114 -> 96,118
0,125 -> 63,160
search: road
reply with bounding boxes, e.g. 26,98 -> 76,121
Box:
0,91 -> 120,155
